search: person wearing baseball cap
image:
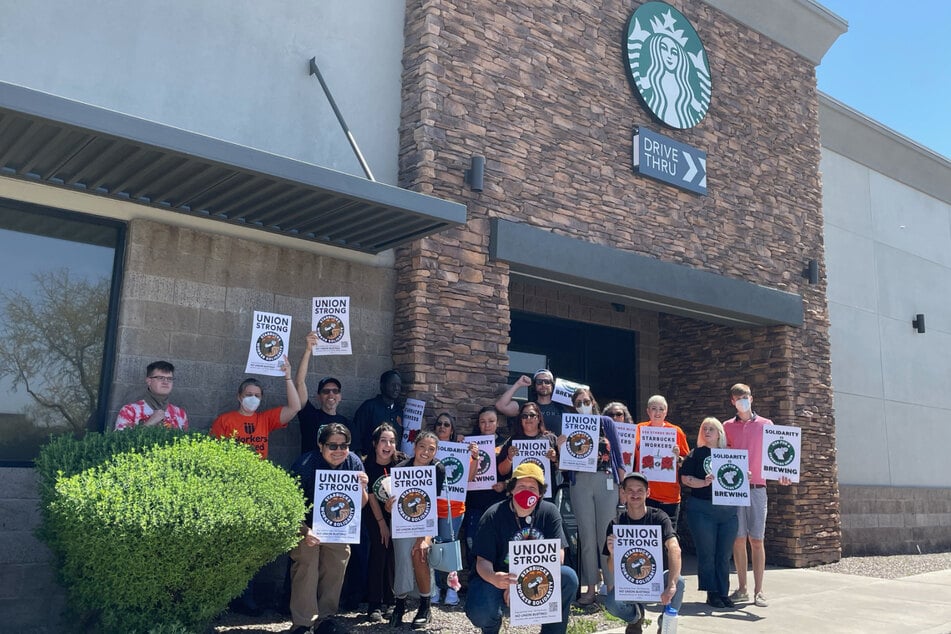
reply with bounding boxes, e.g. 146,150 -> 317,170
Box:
494,368 -> 569,436
295,332 -> 349,456
603,472 -> 685,634
465,461 -> 579,634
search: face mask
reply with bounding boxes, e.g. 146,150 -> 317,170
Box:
735,397 -> 751,413
242,395 -> 261,412
577,404 -> 593,415
513,488 -> 539,511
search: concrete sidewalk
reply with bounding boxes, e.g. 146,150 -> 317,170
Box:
597,560 -> 951,633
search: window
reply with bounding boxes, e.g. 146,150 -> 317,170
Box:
0,199 -> 124,464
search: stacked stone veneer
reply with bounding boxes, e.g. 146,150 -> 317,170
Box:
396,0 -> 839,564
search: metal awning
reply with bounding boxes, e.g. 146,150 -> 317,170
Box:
0,81 -> 466,254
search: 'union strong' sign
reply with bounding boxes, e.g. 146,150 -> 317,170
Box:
624,2 -> 711,129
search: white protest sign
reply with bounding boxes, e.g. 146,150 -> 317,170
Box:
513,439 -> 553,499
509,538 -> 562,627
436,441 -> 471,504
245,310 -> 291,376
711,448 -> 750,506
552,378 -> 589,407
614,422 -> 638,473
465,434 -> 498,491
390,465 -> 437,538
638,426 -> 679,483
310,470 -> 363,544
400,398 -> 425,455
762,424 -> 801,482
559,414 -> 599,472
612,524 -> 664,602
311,296 -> 352,356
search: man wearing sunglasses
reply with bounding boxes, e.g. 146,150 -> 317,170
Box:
295,331 -> 349,455
495,369 -> 568,436
114,360 -> 188,431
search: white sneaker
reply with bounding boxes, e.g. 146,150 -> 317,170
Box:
754,592 -> 768,607
432,589 -> 442,604
444,588 -> 459,606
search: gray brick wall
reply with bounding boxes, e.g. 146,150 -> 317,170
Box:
840,485 -> 951,555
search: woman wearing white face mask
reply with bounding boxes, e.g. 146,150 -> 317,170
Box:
560,387 -> 624,606
210,355 -> 302,460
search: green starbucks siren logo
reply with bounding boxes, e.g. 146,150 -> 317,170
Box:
625,2 -> 711,129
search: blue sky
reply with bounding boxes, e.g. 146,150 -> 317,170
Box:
816,0 -> 951,160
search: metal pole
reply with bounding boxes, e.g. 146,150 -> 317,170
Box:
308,56 -> 375,182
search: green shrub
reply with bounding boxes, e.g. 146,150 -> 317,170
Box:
40,432 -> 305,633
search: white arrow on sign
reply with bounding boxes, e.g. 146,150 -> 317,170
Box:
683,152 -> 697,182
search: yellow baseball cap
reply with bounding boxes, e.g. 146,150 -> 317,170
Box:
512,462 -> 545,485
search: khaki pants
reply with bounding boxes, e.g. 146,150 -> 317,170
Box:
289,540 -> 351,627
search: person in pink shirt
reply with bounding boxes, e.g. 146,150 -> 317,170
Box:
722,383 -> 790,608
114,361 -> 188,431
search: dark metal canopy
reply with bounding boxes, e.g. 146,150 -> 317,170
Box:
491,219 -> 803,327
0,81 -> 466,254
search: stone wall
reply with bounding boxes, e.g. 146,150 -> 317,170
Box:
840,485 -> 951,556
396,0 -> 838,564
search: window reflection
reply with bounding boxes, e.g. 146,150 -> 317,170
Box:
0,201 -> 121,462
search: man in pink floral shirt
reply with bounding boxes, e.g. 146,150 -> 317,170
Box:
114,361 -> 188,430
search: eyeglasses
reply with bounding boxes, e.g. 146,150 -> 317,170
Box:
520,412 -> 539,420
436,421 -> 452,428
534,379 -> 553,385
324,443 -> 350,451
319,388 -> 341,395
148,375 -> 174,383
607,411 -> 625,419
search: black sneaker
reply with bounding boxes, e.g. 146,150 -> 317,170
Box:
707,592 -> 726,608
720,594 -> 735,608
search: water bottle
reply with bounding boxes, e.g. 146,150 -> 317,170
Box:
660,605 -> 678,634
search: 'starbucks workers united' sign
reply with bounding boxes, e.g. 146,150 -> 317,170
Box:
624,2 -> 711,129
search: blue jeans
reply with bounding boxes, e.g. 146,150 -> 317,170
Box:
465,565 -> 579,634
686,496 -> 738,597
435,514 -> 465,590
604,571 -> 685,624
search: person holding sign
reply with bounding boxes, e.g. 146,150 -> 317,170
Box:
495,369 -> 568,436
562,388 -> 625,606
498,402 -> 559,479
364,423 -> 406,622
681,417 -> 738,609
603,472 -> 684,634
464,406 -> 508,571
295,332 -> 349,456
722,384 -> 791,609
432,412 -> 477,606
210,358 -> 301,459
387,430 -> 445,628
465,462 -> 579,634
633,395 -> 690,530
287,423 -> 368,634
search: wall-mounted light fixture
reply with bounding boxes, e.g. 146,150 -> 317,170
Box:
912,314 -> 926,334
465,156 -> 485,192
802,259 -> 819,285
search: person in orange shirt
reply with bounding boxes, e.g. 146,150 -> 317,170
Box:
633,394 -> 690,531
210,355 -> 301,460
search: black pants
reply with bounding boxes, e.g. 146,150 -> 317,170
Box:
365,515 -> 395,608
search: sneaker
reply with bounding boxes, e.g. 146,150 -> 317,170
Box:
720,594 -> 736,608
706,592 -> 726,608
367,608 -> 383,622
754,592 -> 769,607
730,588 -> 750,603
444,588 -> 459,606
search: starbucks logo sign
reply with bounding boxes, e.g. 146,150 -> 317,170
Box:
625,2 -> 711,129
